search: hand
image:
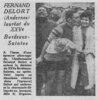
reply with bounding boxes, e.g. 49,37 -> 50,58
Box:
78,52 -> 85,61
36,56 -> 43,65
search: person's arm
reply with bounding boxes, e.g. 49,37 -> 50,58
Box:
83,28 -> 95,56
36,41 -> 49,65
37,26 -> 63,64
39,27 -> 62,59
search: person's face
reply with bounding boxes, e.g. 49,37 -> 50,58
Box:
81,17 -> 90,27
37,7 -> 48,18
72,13 -> 80,26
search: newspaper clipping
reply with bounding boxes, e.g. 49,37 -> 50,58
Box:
0,0 -> 97,100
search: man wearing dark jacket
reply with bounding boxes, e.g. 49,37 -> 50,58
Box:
36,6 -> 57,95
36,6 -> 57,57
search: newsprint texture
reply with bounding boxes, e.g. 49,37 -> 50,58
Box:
0,0 -> 97,100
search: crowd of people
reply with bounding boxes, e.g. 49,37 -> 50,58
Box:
36,3 -> 95,96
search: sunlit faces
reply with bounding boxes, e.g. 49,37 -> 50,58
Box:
81,17 -> 90,27
37,7 -> 48,18
72,12 -> 80,26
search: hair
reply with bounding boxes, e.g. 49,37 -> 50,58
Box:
80,10 -> 92,21
65,10 -> 77,20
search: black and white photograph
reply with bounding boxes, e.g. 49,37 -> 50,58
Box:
36,2 -> 95,96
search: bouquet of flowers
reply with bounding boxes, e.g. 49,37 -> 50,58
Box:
46,38 -> 76,54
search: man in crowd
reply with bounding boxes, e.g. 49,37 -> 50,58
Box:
50,8 -> 61,23
37,10 -> 81,95
36,6 -> 57,95
36,6 -> 57,57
